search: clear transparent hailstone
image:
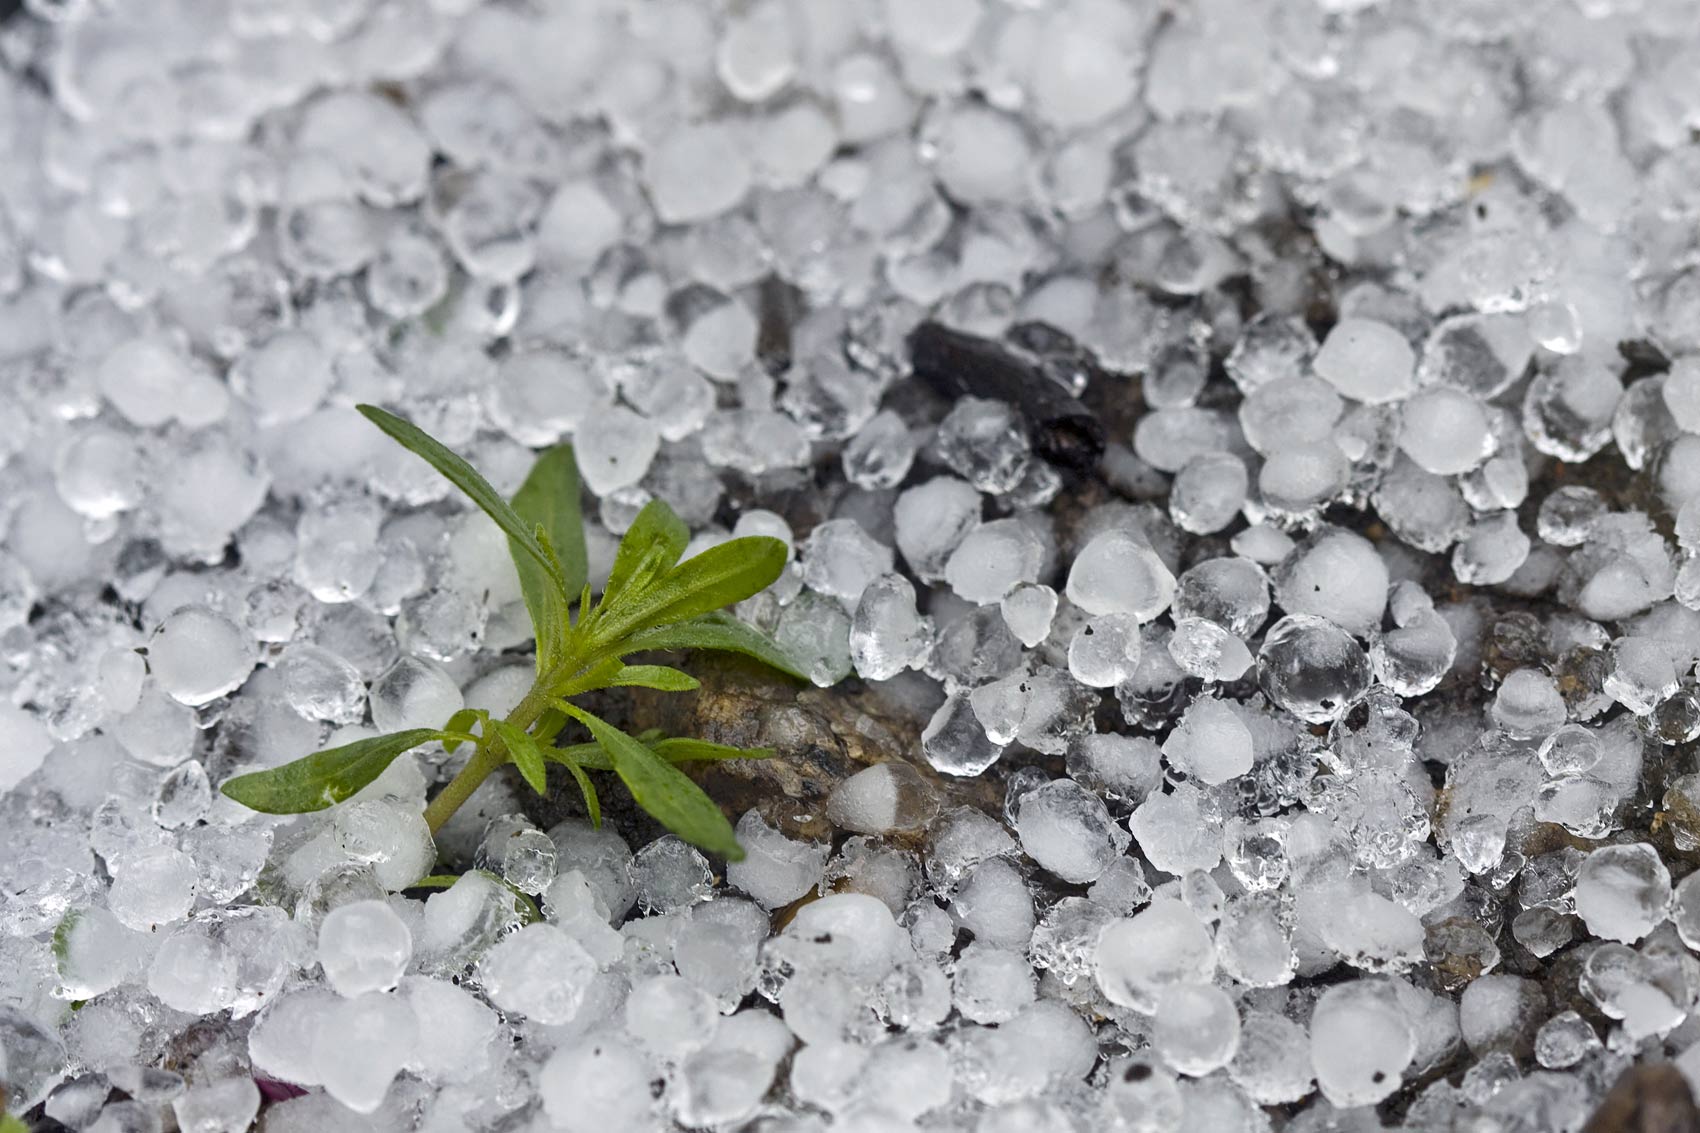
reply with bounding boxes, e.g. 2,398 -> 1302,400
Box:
294,493 -> 385,603
945,518 -> 1045,605
149,918 -> 239,1015
172,1078 -> 261,1133
1067,613 -> 1142,688
1094,898 -> 1216,1013
1673,870 -> 1700,951
842,409 -> 919,489
1527,298 -> 1583,355
333,799 -> 436,891
850,574 -> 934,681
801,518 -> 896,608
894,476 -> 983,582
56,906 -> 150,1000
1533,1010 -> 1600,1070
1162,695 -> 1254,786
1311,317 -> 1416,405
933,397 -> 1032,496
369,655 -> 463,734
1000,582 -> 1058,648
923,691 -> 1007,777
1369,581 -> 1457,696
1572,843 -> 1671,944
1224,313 -> 1316,394
317,899 -> 412,997
1309,981 -> 1414,1107
277,642 -> 366,724
633,836 -> 714,916
1014,779 -> 1128,884
1256,615 -> 1371,725
1490,668 -> 1567,739
1602,636 -> 1679,715
147,605 -> 256,706
1169,452 -> 1248,535
1152,983 -> 1241,1076
477,922 -> 598,1024
152,759 -> 211,829
108,845 -> 199,930
1398,386 -> 1494,475
1065,529 -> 1176,622
1173,558 -> 1271,639
773,590 -> 855,688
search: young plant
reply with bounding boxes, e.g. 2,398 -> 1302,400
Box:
221,405 -> 804,860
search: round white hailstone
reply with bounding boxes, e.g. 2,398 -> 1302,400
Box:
1129,785 -> 1222,877
925,103 -> 1031,206
1308,981 -> 1415,1108
312,991 -> 419,1114
945,518 -> 1045,605
1398,387 -> 1494,475
1014,779 -> 1127,884
536,181 -> 624,265
893,476 -> 983,582
726,811 -> 829,909
318,900 -> 413,997
540,1036 -> 657,1133
1161,696 -> 1254,786
1095,898 -> 1216,1011
370,655 -> 464,734
1490,668 -> 1567,739
403,976 -> 500,1085
626,974 -> 721,1059
477,923 -> 598,1025
951,858 -> 1036,948
826,762 -> 939,836
885,0 -> 982,55
250,986 -> 338,1087
1312,318 -> 1416,404
56,906 -> 147,1000
781,893 -> 905,984
230,329 -> 332,426
148,605 -> 256,706
489,348 -> 612,447
1152,984 -> 1242,1076
1229,1011 -> 1315,1104
1066,529 -> 1176,621
1239,377 -> 1343,456
148,922 -> 238,1015
802,518 -> 895,608
1603,636 -> 1679,715
1067,613 -> 1143,689
0,703 -> 53,792
1663,357 -> 1700,433
108,846 -> 198,930
1030,18 -> 1137,128
574,405 -> 660,496
646,123 -> 753,224
1170,453 -> 1248,535
1458,973 -> 1543,1054
1001,582 -> 1058,648
1573,843 -> 1672,944
1273,528 -> 1390,638
1676,871 -> 1700,951
717,1 -> 796,102
1260,441 -> 1352,514
952,943 -> 1037,1024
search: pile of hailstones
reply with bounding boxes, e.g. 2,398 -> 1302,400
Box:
2,0 -> 1700,1130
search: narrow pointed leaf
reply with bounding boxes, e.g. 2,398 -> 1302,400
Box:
604,498 -> 690,605
542,739 -> 613,771
651,738 -> 776,762
556,752 -> 602,827
441,709 -> 485,753
593,536 -> 788,646
559,704 -> 744,859
608,610 -> 807,681
511,445 -> 587,668
605,664 -> 700,691
490,718 -> 548,795
220,728 -> 445,814
357,404 -> 566,597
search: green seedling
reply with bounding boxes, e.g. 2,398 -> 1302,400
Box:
221,405 -> 804,860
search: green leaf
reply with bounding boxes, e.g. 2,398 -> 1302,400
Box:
52,909 -> 80,970
220,728 -> 447,814
556,751 -> 602,827
606,610 -> 807,681
441,708 -> 485,752
542,739 -> 613,771
592,536 -> 788,648
2,1114 -> 28,1133
652,737 -> 776,762
511,445 -> 588,669
357,404 -> 567,600
604,498 -> 690,605
605,664 -> 700,691
559,704 -> 744,860
489,718 -> 548,795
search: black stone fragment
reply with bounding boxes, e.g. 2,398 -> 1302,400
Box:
907,320 -> 1105,475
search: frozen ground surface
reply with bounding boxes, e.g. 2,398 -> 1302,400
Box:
4,0 -> 1700,1130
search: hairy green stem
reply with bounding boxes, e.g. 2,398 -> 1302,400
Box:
422,678 -> 556,834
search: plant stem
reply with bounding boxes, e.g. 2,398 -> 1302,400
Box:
422,680 -> 555,834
